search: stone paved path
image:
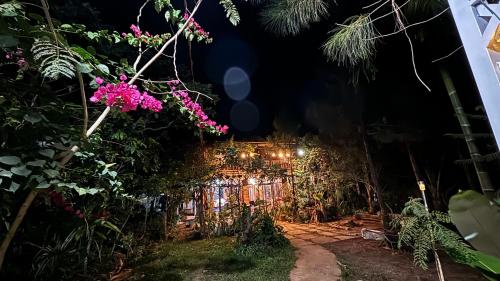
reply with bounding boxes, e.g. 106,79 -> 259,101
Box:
280,215 -> 382,281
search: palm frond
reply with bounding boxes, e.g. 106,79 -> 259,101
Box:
31,40 -> 81,80
219,0 -> 240,26
322,15 -> 377,68
394,198 -> 476,269
260,0 -> 329,36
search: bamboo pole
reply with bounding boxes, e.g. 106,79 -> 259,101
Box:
439,68 -> 494,197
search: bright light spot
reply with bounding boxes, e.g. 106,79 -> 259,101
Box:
297,148 -> 305,157
278,152 -> 284,158
250,152 -> 255,157
286,153 -> 291,157
271,152 -> 276,157
224,67 -> 251,101
249,178 -> 257,185
241,153 -> 247,159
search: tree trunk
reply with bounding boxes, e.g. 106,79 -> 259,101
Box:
362,163 -> 375,214
0,190 -> 38,270
439,68 -> 495,197
361,126 -> 389,229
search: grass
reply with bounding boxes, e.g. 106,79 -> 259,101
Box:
129,237 -> 296,281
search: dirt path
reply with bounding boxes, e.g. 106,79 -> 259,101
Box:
281,215 -> 484,281
281,215 -> 381,281
287,237 -> 341,281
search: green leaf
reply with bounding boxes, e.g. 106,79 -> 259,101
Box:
449,190 -> 500,258
0,169 -> 13,178
0,156 -> 21,166
38,149 -> 55,159
26,160 -> 46,167
108,171 -> 117,178
173,9 -> 180,19
23,113 -> 42,124
0,2 -> 23,17
165,10 -> 171,22
96,64 -> 109,74
471,250 -> 500,274
43,169 -> 59,178
11,165 -> 32,177
0,35 -> 18,47
77,63 -> 92,74
60,24 -> 73,29
36,182 -> 50,189
71,46 -> 95,60
7,182 -> 20,193
87,31 -> 99,40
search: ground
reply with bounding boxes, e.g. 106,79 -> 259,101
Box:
128,237 -> 295,281
280,214 -> 485,281
125,215 -> 484,281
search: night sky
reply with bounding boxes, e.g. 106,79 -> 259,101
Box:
75,0 -> 490,143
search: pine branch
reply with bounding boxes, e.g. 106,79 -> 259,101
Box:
260,0 -> 329,36
322,15 -> 377,68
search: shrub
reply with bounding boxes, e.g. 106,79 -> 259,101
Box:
235,208 -> 288,256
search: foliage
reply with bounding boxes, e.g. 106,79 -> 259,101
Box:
448,190 -> 500,258
393,198 -> 476,269
322,15 -> 376,68
31,40 -> 81,80
219,0 -> 241,26
0,0 -> 240,278
236,208 -> 288,255
260,0 -> 329,36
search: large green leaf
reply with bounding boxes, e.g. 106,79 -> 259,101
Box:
472,251 -> 500,274
0,2 -> 23,17
0,169 -> 13,178
10,165 -> 32,177
26,159 -> 46,167
7,181 -> 20,193
0,34 -> 18,47
449,190 -> 500,258
0,156 -> 21,166
43,169 -> 59,178
38,149 -> 55,159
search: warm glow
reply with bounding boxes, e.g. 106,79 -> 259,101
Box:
278,152 -> 284,158
271,152 -> 276,157
297,148 -> 305,157
240,153 -> 247,159
285,153 -> 291,157
249,178 -> 257,185
418,181 -> 426,191
250,152 -> 255,157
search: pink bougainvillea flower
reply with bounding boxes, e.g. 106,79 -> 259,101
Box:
95,77 -> 104,85
90,79 -> 163,113
130,24 -> 142,38
167,88 -> 228,134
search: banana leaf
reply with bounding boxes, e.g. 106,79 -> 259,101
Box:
470,251 -> 500,281
448,190 -> 500,258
